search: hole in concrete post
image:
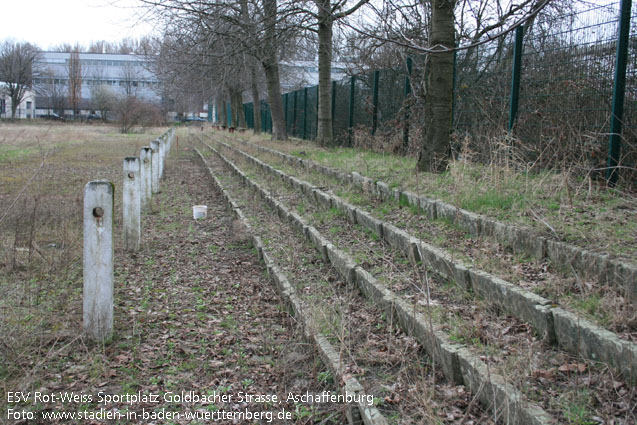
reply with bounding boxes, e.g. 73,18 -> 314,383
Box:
93,207 -> 104,218
128,172 -> 135,179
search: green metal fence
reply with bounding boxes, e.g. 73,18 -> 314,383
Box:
242,0 -> 635,182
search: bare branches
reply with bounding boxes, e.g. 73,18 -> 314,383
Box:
0,41 -> 40,118
342,0 -> 553,55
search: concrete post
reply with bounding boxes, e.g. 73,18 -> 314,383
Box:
150,139 -> 160,194
158,138 -> 165,180
140,147 -> 152,210
123,157 -> 141,251
83,180 -> 114,341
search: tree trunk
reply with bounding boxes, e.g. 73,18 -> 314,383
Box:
240,0 -> 261,133
10,87 -> 18,118
417,0 -> 456,172
261,0 -> 287,140
250,63 -> 262,133
230,89 -> 246,128
262,59 -> 287,140
217,96 -> 227,126
316,0 -> 334,145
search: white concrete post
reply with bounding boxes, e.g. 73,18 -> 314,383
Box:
150,139 -> 160,194
167,130 -> 173,153
123,157 -> 141,251
83,180 -> 114,341
158,138 -> 166,180
140,147 -> 152,210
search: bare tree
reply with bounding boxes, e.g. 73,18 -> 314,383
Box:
416,0 -> 456,172
141,0 -> 304,139
343,0 -> 553,171
311,0 -> 370,145
34,69 -> 67,115
90,85 -> 117,120
67,47 -> 83,119
120,61 -> 140,98
0,40 -> 39,119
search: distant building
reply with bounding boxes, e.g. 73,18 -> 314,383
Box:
0,84 -> 36,119
279,61 -> 349,92
33,52 -> 161,118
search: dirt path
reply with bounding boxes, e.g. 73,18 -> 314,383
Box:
9,143 -> 340,424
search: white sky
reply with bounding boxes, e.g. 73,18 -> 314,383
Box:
0,0 -> 157,50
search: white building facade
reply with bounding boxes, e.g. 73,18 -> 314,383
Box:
0,85 -> 36,119
33,52 -> 161,118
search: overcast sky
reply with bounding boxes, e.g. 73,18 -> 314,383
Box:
0,0 -> 157,50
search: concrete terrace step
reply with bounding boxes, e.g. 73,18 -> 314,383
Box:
200,140 -> 559,425
230,135 -> 636,301
210,136 -> 637,385
195,147 -> 389,425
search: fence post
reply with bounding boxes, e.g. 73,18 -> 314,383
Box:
123,157 -> 141,252
331,80 -> 337,135
159,138 -> 166,180
150,140 -> 160,194
403,56 -> 413,152
372,70 -> 380,135
348,76 -> 356,146
140,147 -> 152,210
607,0 -> 632,186
284,93 -> 289,132
208,97 -> 213,122
508,25 -> 524,132
303,87 -> 308,139
83,180 -> 114,341
451,50 -> 457,128
292,90 -> 298,136
315,86 -> 320,139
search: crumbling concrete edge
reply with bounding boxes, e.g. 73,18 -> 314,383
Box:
213,138 -> 637,384
203,143 -> 556,424
194,147 -> 386,425
231,137 -> 636,300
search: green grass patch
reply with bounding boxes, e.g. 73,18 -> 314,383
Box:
458,189 -> 526,213
0,147 -> 38,162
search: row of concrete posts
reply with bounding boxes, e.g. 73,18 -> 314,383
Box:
83,128 -> 175,341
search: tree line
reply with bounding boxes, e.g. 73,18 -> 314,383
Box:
2,0 -> 579,170
140,0 -> 562,172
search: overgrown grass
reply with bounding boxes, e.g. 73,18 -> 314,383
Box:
0,123 -> 165,396
239,131 -> 637,263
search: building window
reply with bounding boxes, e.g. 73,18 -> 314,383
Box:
26,101 -> 32,109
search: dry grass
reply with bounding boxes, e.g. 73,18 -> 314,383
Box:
204,135 -> 637,424
233,130 -> 637,264
0,122 -> 166,395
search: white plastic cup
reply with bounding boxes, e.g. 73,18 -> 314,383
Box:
193,205 -> 207,219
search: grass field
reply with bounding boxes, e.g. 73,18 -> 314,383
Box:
0,122 -> 167,401
0,123 -> 342,424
